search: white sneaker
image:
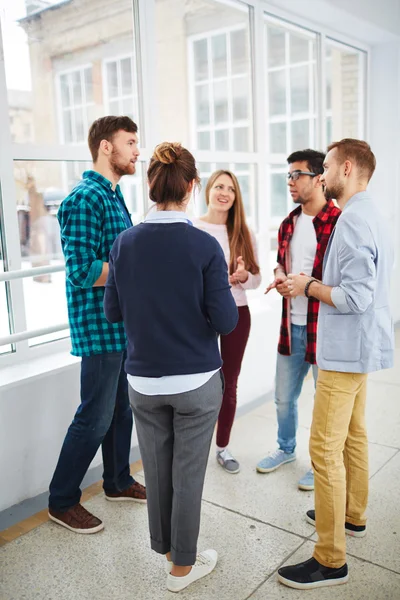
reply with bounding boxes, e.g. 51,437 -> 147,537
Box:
166,549 -> 218,592
165,559 -> 173,574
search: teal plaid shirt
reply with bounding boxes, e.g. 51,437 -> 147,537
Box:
58,170 -> 132,356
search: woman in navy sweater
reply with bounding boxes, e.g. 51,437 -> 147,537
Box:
104,142 -> 238,593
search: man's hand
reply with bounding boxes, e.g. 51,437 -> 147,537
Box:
229,256 -> 249,285
265,272 -> 291,297
286,272 -> 311,297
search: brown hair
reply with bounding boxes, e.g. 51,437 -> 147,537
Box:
148,142 -> 200,207
327,138 -> 376,182
205,170 -> 260,276
88,116 -> 138,162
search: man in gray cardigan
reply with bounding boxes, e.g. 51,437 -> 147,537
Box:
279,139 -> 394,590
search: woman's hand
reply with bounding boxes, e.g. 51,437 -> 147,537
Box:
229,256 -> 249,285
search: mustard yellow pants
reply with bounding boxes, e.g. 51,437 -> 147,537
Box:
310,369 -> 368,568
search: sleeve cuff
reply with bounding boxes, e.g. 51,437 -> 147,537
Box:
239,272 -> 261,290
331,286 -> 350,313
84,259 -> 104,287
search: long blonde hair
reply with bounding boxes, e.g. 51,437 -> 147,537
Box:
205,170 -> 260,276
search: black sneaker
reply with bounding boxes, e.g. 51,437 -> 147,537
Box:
278,557 -> 348,589
306,509 -> 367,538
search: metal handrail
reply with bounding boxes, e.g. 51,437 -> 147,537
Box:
0,264 -> 69,346
0,264 -> 65,282
0,323 -> 70,347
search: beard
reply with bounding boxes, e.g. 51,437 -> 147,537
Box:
110,149 -> 136,178
323,178 -> 344,202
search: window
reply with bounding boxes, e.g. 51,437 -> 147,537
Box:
154,0 -> 253,149
264,14 -> 367,230
191,25 -> 253,151
58,67 -> 95,144
0,0 -> 142,360
265,20 -> 317,155
104,56 -> 138,120
325,40 -> 366,144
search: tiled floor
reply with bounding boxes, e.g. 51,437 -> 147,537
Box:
1,336 -> 400,599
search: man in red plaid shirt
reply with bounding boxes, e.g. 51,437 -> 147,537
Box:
257,149 -> 341,490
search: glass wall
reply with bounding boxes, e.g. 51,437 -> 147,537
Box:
0,0 -> 369,361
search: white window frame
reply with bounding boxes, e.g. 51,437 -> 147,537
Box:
188,24 -> 254,154
56,64 -> 95,145
103,54 -> 139,119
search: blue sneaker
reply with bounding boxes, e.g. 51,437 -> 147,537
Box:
298,469 -> 314,491
256,449 -> 296,473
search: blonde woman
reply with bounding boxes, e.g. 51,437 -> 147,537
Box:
196,170 -> 261,474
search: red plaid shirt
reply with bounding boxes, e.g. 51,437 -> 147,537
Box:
276,200 -> 341,364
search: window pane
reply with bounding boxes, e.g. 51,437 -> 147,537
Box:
236,173 -> 250,214
233,127 -> 249,152
71,70 -> 83,105
119,163 -> 145,224
291,119 -> 309,150
122,98 -> 134,117
197,131 -> 211,150
62,111 -> 73,143
326,40 -> 365,139
24,272 -> 69,347
271,171 -> 288,217
109,100 -> 119,115
267,25 -> 286,68
84,68 -> 93,103
290,33 -> 309,63
3,1 -> 140,145
290,66 -> 309,113
155,0 -> 252,149
213,81 -> 229,124
194,39 -> 209,81
234,164 -> 256,224
326,116 -> 333,145
270,122 -> 286,153
196,85 -> 210,126
60,74 -> 70,108
74,108 -> 85,142
211,34 -> 227,78
231,29 -> 248,75
232,77 -> 248,120
107,62 -> 119,99
215,129 -> 229,150
269,70 -> 286,116
121,58 -> 133,96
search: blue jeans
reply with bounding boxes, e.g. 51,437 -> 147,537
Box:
275,324 -> 318,454
49,352 -> 134,511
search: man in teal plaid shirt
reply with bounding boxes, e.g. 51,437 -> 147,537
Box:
48,116 -> 146,533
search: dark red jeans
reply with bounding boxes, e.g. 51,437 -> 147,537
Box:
216,305 -> 251,448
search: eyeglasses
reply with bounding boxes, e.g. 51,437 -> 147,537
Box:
287,171 -> 317,181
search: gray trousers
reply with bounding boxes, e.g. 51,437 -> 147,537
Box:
128,371 -> 223,566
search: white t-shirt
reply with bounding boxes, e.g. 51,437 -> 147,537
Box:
290,212 -> 317,326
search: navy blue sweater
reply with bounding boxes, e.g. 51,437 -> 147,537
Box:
103,222 -> 238,376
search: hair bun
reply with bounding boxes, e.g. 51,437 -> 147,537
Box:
153,142 -> 182,165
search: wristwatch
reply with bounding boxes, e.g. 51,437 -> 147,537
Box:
304,277 -> 319,299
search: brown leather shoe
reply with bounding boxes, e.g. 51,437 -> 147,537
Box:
105,481 -> 147,503
48,503 -> 104,534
